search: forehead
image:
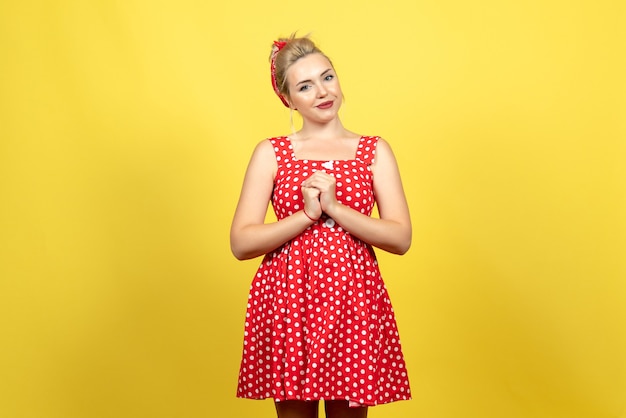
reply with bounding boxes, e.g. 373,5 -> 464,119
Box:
286,53 -> 334,82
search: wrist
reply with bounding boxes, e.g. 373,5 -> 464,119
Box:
302,208 -> 319,222
322,200 -> 342,219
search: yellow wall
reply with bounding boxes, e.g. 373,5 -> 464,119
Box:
1,1 -> 624,417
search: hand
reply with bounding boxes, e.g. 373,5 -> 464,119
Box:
301,170 -> 339,213
301,184 -> 322,220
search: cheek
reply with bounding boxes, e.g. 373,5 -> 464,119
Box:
290,93 -> 311,108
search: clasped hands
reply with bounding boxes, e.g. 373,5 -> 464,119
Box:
301,170 -> 338,220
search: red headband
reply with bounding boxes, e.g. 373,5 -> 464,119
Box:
270,40 -> 290,107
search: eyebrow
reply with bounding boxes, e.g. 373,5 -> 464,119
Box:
296,68 -> 333,86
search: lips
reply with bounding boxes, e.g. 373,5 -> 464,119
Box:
317,101 -> 334,109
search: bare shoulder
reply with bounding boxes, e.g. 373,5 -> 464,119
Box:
254,137 -> 276,152
375,136 -> 392,150
372,137 -> 398,165
250,138 -> 278,162
243,138 -> 279,179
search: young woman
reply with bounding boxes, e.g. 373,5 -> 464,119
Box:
230,34 -> 412,418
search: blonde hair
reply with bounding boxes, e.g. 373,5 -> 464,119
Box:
271,34 -> 334,103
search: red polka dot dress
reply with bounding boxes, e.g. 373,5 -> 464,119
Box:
237,135 -> 411,407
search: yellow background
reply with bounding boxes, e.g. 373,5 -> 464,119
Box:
1,1 -> 624,417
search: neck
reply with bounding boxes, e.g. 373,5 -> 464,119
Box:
298,117 -> 348,140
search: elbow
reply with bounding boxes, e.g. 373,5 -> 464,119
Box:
390,229 -> 412,255
396,244 -> 411,255
231,237 -> 264,261
231,247 -> 247,261
391,239 -> 411,255
374,225 -> 411,255
231,242 -> 253,261
231,228 -> 267,260
378,239 -> 411,255
230,232 -> 250,260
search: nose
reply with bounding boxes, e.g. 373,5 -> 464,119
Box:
316,83 -> 328,98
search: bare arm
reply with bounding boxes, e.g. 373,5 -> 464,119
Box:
302,138 -> 412,254
230,140 -> 321,260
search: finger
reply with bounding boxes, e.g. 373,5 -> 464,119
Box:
302,185 -> 321,196
305,177 -> 335,189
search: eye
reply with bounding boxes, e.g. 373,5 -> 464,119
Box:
324,74 -> 334,81
299,84 -> 311,92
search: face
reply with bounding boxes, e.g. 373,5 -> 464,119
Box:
285,53 -> 342,123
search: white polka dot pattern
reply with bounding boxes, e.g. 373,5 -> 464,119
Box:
237,136 -> 411,407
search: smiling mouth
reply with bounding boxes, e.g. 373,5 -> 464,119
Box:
317,101 -> 334,109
